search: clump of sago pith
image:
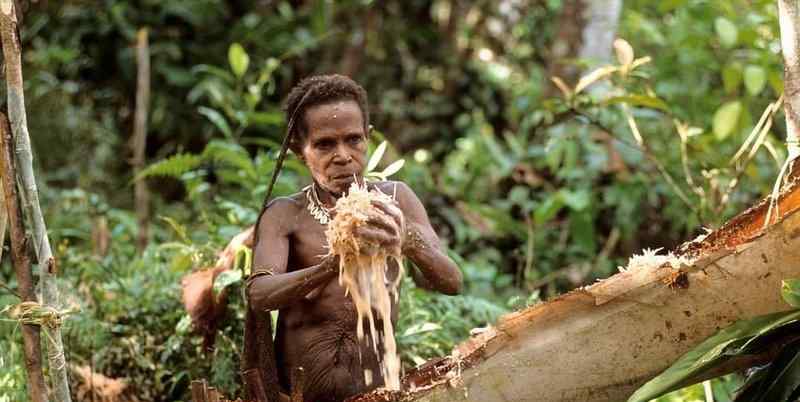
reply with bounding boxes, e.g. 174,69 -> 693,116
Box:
325,181 -> 403,390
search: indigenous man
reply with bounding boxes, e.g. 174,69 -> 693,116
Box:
246,74 -> 463,402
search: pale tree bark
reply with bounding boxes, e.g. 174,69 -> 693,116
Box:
546,0 -> 623,95
131,28 -> 150,252
0,178 -> 6,262
779,0 -> 800,181
578,0 -> 623,68
350,173 -> 800,402
0,1 -> 72,401
0,113 -> 48,402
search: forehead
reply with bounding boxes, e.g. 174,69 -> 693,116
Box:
303,100 -> 364,136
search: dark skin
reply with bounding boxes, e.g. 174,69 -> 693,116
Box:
246,100 -> 462,402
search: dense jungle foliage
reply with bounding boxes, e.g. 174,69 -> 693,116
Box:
0,0 -> 791,401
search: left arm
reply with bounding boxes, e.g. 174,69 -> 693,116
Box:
389,182 -> 463,295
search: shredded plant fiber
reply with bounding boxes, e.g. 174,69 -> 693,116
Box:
325,182 -> 403,390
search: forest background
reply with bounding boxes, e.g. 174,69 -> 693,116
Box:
0,0 -> 789,401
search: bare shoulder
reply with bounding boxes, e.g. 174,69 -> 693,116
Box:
256,191 -> 306,235
373,180 -> 426,216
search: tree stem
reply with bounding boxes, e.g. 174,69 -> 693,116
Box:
132,27 -> 150,252
0,112 -> 48,402
0,2 -> 72,401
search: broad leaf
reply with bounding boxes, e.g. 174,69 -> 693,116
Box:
782,279 -> 800,308
534,194 -> 564,225
744,65 -> 767,96
380,159 -> 405,178
713,101 -> 742,140
628,309 -> 800,402
228,43 -> 250,78
614,38 -> 635,68
715,17 -> 738,48
758,346 -> 800,402
574,65 -> 619,95
213,269 -> 243,297
722,64 -> 743,94
604,95 -> 669,112
367,141 -> 387,173
234,245 -> 253,276
198,106 -> 233,139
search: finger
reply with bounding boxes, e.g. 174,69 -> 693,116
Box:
366,211 -> 398,234
355,226 -> 400,247
372,200 -> 403,228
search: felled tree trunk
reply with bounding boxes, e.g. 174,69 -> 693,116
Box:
349,175 -> 800,402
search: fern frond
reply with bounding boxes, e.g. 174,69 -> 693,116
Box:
202,141 -> 257,179
135,153 -> 203,181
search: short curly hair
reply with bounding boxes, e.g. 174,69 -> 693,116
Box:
283,74 -> 370,155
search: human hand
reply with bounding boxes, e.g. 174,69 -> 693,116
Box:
353,199 -> 405,254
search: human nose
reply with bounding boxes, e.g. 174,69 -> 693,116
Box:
332,145 -> 353,164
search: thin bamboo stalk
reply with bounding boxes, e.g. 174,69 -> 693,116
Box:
0,113 -> 48,402
132,27 -> 150,252
0,2 -> 71,401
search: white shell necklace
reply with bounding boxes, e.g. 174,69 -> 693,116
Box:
305,183 -> 332,225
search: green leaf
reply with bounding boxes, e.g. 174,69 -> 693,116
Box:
758,347 -> 800,402
367,141 -> 387,173
715,17 -> 738,48
744,65 -> 767,96
560,189 -> 591,211
604,95 -> 669,112
627,309 -> 800,402
135,153 -> 203,181
570,210 -> 596,253
782,280 -> 800,308
234,245 -> 253,276
379,159 -> 405,178
228,43 -> 250,78
722,64 -> 742,94
202,141 -> 257,179
713,101 -> 743,140
198,106 -> 233,139
247,111 -> 283,127
213,269 -> 243,296
534,194 -> 564,225
402,322 -> 442,337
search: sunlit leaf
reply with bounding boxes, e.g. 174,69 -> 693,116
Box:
715,17 -> 738,48
744,65 -> 767,96
402,322 -> 442,337
613,38 -> 635,67
213,269 -> 243,296
782,279 -> 800,308
713,101 -> 743,140
574,65 -> 619,94
367,141 -> 387,173
550,76 -> 572,98
380,159 -> 405,178
228,43 -> 250,78
198,106 -> 233,139
561,189 -> 591,211
604,95 -> 669,112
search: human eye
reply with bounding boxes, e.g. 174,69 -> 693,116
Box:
347,134 -> 364,145
315,139 -> 335,149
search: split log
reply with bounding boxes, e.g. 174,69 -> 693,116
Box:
349,176 -> 800,402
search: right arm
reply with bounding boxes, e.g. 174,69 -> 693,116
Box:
245,198 -> 339,312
